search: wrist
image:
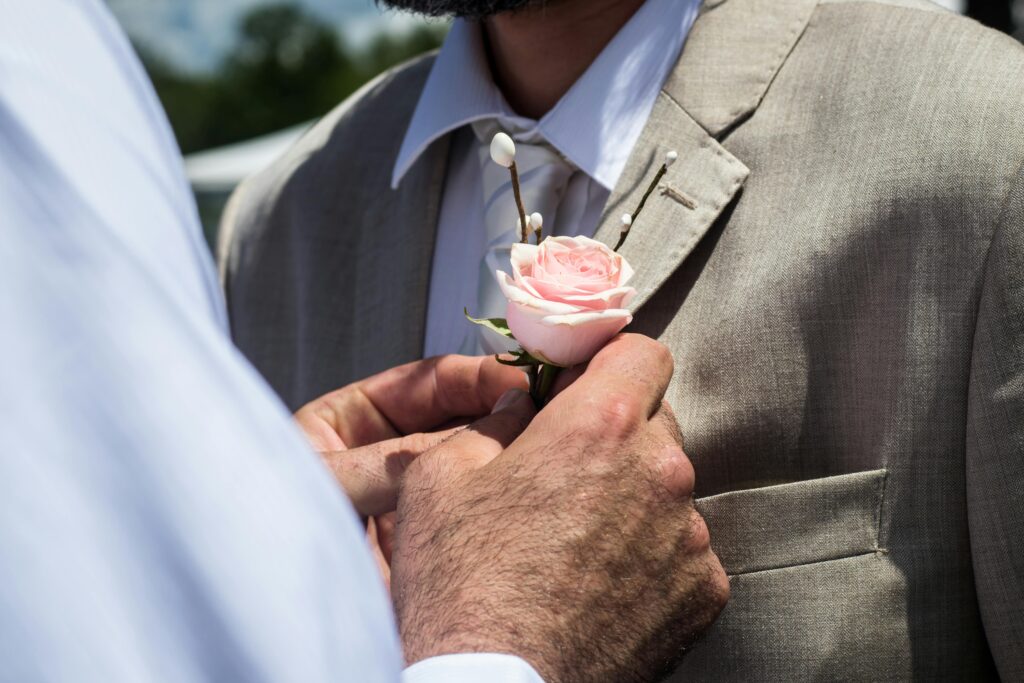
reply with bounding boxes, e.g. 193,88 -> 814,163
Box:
399,608 -> 557,682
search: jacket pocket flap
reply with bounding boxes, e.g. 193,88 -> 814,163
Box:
695,469 -> 887,575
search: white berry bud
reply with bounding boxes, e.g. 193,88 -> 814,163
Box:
490,132 -> 516,168
665,150 -> 679,167
530,212 -> 543,230
620,214 -> 633,232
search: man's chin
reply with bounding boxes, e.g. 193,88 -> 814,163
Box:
377,0 -> 545,19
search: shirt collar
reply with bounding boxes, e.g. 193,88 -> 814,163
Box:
391,0 -> 702,191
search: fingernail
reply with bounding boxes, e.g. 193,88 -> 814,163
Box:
492,388 -> 528,414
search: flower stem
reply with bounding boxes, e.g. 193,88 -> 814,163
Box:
527,364 -> 539,405
529,363 -> 562,408
509,161 -> 529,243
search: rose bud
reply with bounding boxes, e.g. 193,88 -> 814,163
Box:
496,236 -> 637,367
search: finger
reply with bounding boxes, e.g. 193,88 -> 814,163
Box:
366,516 -> 392,593
295,356 -> 527,449
525,335 -> 674,445
647,409 -> 695,499
414,389 -> 535,477
559,334 -> 673,417
295,387 -> 399,450
358,355 -> 528,436
322,427 -> 461,517
375,512 -> 397,565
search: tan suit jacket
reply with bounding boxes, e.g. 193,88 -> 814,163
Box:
219,0 -> 1024,678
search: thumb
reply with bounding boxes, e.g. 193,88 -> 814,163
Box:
418,389 -> 536,476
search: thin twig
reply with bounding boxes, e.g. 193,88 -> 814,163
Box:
615,163 -> 668,252
510,162 -> 529,243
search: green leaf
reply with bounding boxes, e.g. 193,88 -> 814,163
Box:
494,349 -> 542,367
464,308 -> 515,339
495,355 -> 535,367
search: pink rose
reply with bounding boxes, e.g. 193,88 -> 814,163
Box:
496,235 -> 637,367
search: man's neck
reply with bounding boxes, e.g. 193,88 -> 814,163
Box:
483,0 -> 648,120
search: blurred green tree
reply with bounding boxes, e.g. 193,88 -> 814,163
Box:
212,5 -> 362,147
139,3 -> 445,154
137,48 -> 221,154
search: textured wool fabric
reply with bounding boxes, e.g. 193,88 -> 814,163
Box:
219,0 -> 1024,679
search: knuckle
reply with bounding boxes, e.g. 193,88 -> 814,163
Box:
403,445 -> 446,489
430,355 -> 476,412
592,392 -> 645,439
675,450 -> 697,494
650,339 -> 674,374
657,401 -> 684,448
617,335 -> 673,377
400,457 -> 448,513
653,447 -> 695,498
651,403 -> 684,446
397,433 -> 430,457
705,555 -> 731,610
401,452 -> 430,487
684,509 -> 712,554
673,551 -> 730,628
390,436 -> 426,475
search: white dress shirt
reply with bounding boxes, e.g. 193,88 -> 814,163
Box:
0,1 -> 537,681
393,0 -> 702,357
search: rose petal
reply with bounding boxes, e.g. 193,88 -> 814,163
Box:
496,271 -> 581,316
510,243 -> 541,277
506,302 -> 634,367
519,277 -> 637,311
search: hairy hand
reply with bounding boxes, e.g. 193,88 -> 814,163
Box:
393,335 -> 729,683
293,355 -> 526,517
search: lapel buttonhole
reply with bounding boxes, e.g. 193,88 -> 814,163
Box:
660,183 -> 698,210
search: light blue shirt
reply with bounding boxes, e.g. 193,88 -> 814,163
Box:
392,0 -> 703,357
0,1 -> 539,681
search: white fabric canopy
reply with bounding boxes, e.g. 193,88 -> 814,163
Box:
184,122 -> 310,193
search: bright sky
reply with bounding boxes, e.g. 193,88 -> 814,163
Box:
106,0 -> 967,73
106,0 -> 436,72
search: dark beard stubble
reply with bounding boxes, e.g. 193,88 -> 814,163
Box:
377,0 -> 550,20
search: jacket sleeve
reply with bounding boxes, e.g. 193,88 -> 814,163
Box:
966,165 -> 1024,680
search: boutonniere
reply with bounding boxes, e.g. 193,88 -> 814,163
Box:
468,132 -> 678,406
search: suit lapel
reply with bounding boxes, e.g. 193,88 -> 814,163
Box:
669,0 -> 820,138
593,93 -> 749,312
594,0 -> 818,312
